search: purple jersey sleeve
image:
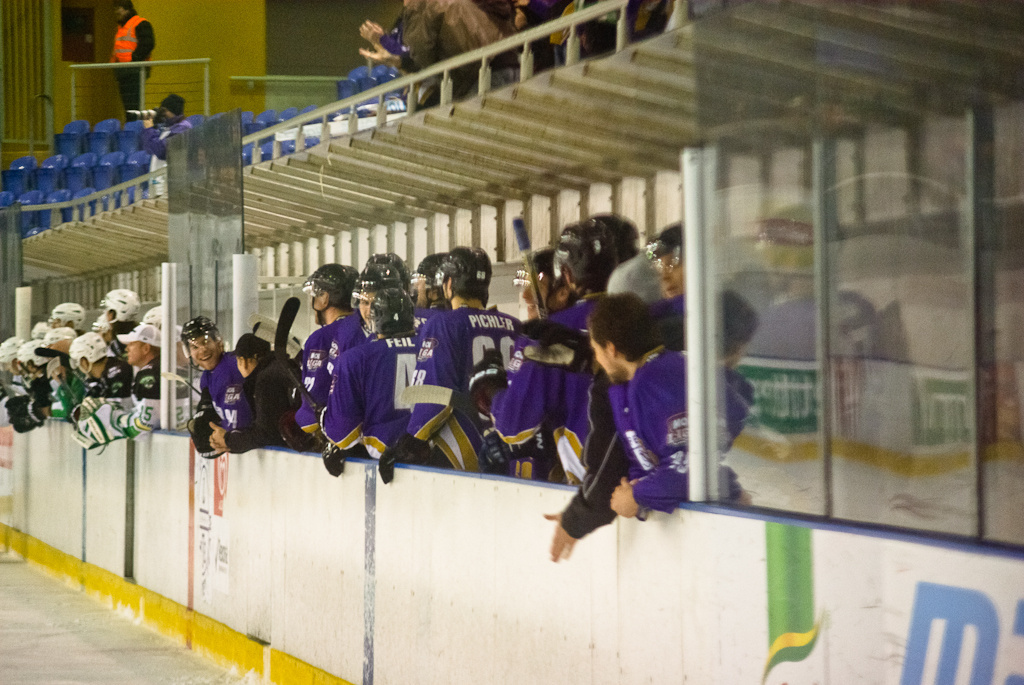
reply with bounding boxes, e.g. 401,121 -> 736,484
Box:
295,325 -> 334,430
207,352 -> 251,431
610,350 -> 690,513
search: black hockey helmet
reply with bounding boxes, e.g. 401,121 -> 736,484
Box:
590,213 -> 640,261
181,316 -> 221,344
353,257 -> 407,308
437,247 -> 491,305
413,253 -> 446,288
646,222 -> 683,268
365,253 -> 411,291
369,287 -> 415,337
303,263 -> 359,310
553,218 -> 620,295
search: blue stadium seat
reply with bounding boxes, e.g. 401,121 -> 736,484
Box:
10,156 -> 38,170
259,140 -> 296,160
299,104 -> 318,115
371,65 -> 400,82
242,143 -> 254,166
55,133 -> 85,159
17,190 -> 44,235
241,111 -> 254,125
255,110 -> 278,125
124,120 -> 145,133
185,114 -> 206,128
126,150 -> 151,167
88,118 -> 121,156
35,155 -> 69,195
93,165 -> 115,191
66,153 -> 98,193
72,187 -> 97,221
64,119 -> 90,135
348,66 -> 370,81
0,191 -> 14,208
336,79 -> 358,113
116,129 -> 141,155
101,151 -> 127,169
1,169 -> 30,196
278,107 -> 298,123
99,152 -> 126,209
46,189 -> 74,224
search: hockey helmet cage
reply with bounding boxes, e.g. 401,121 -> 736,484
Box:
50,302 -> 86,329
369,287 -> 415,337
303,263 -> 359,310
438,247 -> 491,303
69,332 -> 109,367
553,218 -> 620,295
100,289 -> 141,322
646,223 -> 683,269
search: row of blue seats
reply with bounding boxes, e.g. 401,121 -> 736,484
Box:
55,116 -> 208,159
1,183 -> 145,237
2,152 -> 152,196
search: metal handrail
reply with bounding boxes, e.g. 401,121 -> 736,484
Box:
230,75 -> 345,83
241,0 -> 630,162
70,57 -> 212,119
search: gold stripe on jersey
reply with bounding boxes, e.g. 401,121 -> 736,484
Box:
332,423 -> 363,450
497,423 -> 540,445
363,435 -> 386,458
413,404 -> 453,442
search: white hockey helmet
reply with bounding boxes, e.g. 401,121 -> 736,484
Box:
141,306 -> 162,329
31,322 -> 50,340
92,315 -> 112,335
16,340 -> 47,368
42,327 -> 78,348
100,289 -> 141,323
0,337 -> 25,365
69,332 -> 108,367
50,302 -> 86,329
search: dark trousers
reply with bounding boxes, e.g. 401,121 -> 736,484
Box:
114,67 -> 146,111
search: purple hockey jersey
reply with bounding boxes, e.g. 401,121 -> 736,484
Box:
491,298 -> 597,482
323,335 -> 419,458
296,312 -> 367,430
200,352 -> 251,431
408,306 -> 521,469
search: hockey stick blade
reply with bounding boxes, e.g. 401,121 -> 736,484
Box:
401,384 -> 477,417
275,298 -> 301,356
252,316 -> 302,358
160,371 -> 201,395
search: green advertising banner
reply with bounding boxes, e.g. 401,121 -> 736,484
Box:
764,522 -> 820,683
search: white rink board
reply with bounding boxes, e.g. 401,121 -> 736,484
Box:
134,432 -> 191,606
83,440 -> 128,576
7,422 -> 1024,685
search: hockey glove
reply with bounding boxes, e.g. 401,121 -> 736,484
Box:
322,441 -> 347,477
378,432 -> 431,484
520,319 -> 593,373
278,409 -> 318,453
468,348 -> 508,416
187,404 -> 221,457
478,428 -> 512,474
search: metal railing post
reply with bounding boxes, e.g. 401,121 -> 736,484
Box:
71,70 -> 77,121
203,63 -> 210,116
138,66 -> 145,110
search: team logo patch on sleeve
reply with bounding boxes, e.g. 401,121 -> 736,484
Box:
139,374 -> 156,389
224,384 -> 242,405
307,349 -> 326,371
508,349 -> 524,373
329,340 -> 340,360
666,413 -> 688,446
418,338 -> 438,362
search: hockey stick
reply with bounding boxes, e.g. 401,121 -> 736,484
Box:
400,384 -> 478,418
513,217 -> 547,319
160,371 -> 201,396
273,297 -> 321,414
250,312 -> 303,357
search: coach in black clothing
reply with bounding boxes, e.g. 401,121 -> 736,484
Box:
208,334 -> 299,454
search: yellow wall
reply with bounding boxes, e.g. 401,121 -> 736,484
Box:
51,0 -> 267,135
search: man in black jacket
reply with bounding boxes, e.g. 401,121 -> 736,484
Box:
208,334 -> 299,454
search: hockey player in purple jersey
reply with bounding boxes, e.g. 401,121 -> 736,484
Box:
646,223 -> 686,350
486,218 -> 621,482
181,316 -> 252,457
381,247 -> 521,480
321,288 -> 419,476
295,263 -> 362,434
411,253 -> 449,311
358,252 -> 441,332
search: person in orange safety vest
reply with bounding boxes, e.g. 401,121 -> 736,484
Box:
111,0 -> 155,113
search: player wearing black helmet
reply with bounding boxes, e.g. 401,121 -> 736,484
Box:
356,253 -> 440,332
181,316 -> 251,456
296,263 -> 365,433
412,253 -> 449,310
321,287 -> 419,476
488,219 -> 621,484
381,247 -> 521,480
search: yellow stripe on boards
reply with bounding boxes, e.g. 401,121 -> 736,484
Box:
0,523 -> 356,685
